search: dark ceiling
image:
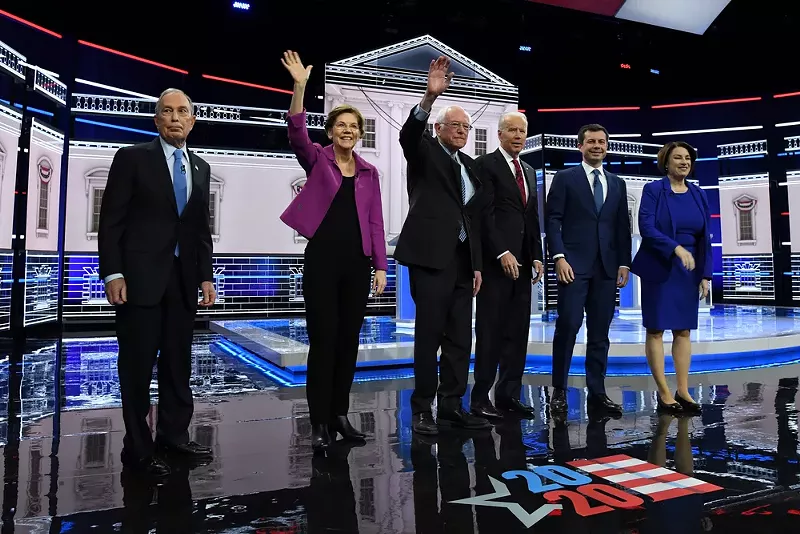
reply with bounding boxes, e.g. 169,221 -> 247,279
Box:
3,0 -> 797,108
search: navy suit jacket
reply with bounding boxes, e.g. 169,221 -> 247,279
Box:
545,165 -> 632,278
630,177 -> 712,284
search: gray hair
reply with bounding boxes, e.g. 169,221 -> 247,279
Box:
498,111 -> 528,131
434,105 -> 472,127
155,88 -> 194,115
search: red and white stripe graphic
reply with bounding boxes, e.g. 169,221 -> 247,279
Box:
568,454 -> 723,502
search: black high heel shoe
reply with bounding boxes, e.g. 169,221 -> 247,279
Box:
675,391 -> 702,415
311,424 -> 330,453
657,394 -> 683,414
329,415 -> 367,442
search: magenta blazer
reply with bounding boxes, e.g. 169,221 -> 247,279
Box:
280,110 -> 389,271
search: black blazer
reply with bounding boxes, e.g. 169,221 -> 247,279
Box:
477,148 -> 543,271
394,107 -> 484,271
545,164 -> 631,278
98,138 -> 214,309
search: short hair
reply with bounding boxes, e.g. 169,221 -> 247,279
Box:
324,104 -> 365,137
657,141 -> 697,175
434,105 -> 472,127
498,111 -> 528,130
155,88 -> 193,115
577,123 -> 609,144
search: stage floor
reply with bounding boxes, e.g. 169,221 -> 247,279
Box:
210,305 -> 800,382
1,335 -> 798,533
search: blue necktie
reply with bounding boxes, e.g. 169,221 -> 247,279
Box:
456,154 -> 467,242
173,149 -> 187,256
592,169 -> 604,214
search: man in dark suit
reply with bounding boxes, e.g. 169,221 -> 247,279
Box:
394,56 -> 491,435
99,88 -> 216,477
545,124 -> 631,415
471,112 -> 543,420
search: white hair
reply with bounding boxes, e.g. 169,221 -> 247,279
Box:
434,105 -> 472,127
155,88 -> 193,115
498,111 -> 528,130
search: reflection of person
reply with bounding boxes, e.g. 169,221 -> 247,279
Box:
394,56 -> 490,435
99,88 -> 216,477
545,124 -> 631,416
472,112 -> 543,420
279,51 -> 388,451
631,142 -> 709,415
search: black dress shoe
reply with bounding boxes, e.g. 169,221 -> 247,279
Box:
675,391 -> 702,416
157,440 -> 213,457
656,395 -> 683,414
550,388 -> 568,414
329,415 -> 367,441
311,424 -> 330,452
496,398 -> 536,419
471,403 -> 504,420
437,408 -> 492,430
413,413 -> 439,435
587,394 -> 623,414
121,449 -> 171,478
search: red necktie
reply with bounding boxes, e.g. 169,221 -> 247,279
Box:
513,158 -> 526,207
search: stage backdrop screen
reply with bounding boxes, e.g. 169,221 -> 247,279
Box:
0,104 -> 21,330
24,118 -> 63,326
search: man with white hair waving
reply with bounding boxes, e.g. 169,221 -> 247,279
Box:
394,56 -> 490,435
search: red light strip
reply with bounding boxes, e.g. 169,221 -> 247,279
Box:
202,74 -> 293,95
652,97 -> 761,109
518,109 -> 526,113
78,40 -> 188,74
537,106 -> 640,112
0,9 -> 62,38
710,214 -> 721,218
774,91 -> 800,99
782,212 -> 790,216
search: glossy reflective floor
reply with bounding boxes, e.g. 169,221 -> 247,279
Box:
1,334 -> 799,533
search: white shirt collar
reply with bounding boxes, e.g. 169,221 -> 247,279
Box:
498,146 -> 518,163
581,160 -> 604,177
159,136 -> 189,161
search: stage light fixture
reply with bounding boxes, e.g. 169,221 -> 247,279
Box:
650,69 -> 660,75
519,45 -> 532,52
652,125 -> 763,136
620,63 -> 631,69
233,1 -> 250,9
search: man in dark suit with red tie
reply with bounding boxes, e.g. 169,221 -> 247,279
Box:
99,88 -> 217,477
471,112 -> 543,420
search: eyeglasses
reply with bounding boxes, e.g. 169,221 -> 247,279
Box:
334,122 -> 359,130
443,122 -> 472,131
159,107 -> 191,117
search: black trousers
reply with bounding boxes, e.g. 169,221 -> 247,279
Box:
472,263 -> 532,405
303,245 -> 371,425
409,241 -> 473,415
116,258 -> 196,459
551,256 -> 617,395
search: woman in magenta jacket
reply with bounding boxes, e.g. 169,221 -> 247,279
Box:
280,50 -> 388,452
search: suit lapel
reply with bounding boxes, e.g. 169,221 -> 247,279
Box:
187,150 -> 204,206
598,171 -> 616,217
574,165 -> 596,215
522,160 -> 536,212
149,138 -> 178,215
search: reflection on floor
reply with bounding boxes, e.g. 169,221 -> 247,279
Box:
0,335 -> 798,533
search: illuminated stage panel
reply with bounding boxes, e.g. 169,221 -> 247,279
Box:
24,253 -> 59,326
211,306 -> 800,385
62,253 -> 397,318
721,254 -> 775,300
0,251 -> 10,330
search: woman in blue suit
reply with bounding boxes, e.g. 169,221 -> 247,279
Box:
631,141 -> 710,416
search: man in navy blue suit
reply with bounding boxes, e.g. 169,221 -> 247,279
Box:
545,124 -> 631,415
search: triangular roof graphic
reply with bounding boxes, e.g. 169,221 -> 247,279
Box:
330,35 -> 513,87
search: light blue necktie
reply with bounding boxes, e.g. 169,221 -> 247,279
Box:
456,153 -> 467,242
173,149 -> 187,256
592,169 -> 604,214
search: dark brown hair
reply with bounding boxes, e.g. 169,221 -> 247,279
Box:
578,124 -> 609,144
657,141 -> 697,175
324,105 -> 365,137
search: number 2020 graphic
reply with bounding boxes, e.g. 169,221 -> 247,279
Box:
500,465 -> 644,524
